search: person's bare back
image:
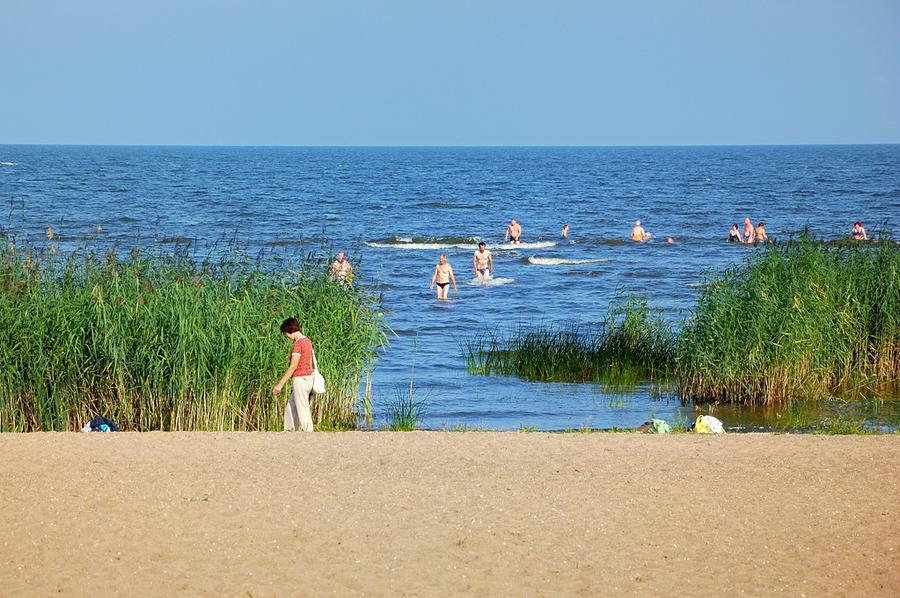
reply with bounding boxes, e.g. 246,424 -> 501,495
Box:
330,252 -> 352,281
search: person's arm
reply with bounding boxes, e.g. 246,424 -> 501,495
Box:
430,265 -> 438,289
862,228 -> 868,240
488,253 -> 494,272
505,226 -> 510,241
272,354 -> 301,395
473,254 -> 478,274
449,266 -> 458,292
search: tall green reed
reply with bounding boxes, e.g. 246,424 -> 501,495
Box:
677,235 -> 899,405
0,241 -> 388,431
465,296 -> 675,385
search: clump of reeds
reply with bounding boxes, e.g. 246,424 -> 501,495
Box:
465,296 -> 675,385
0,241 -> 387,431
385,386 -> 425,431
677,235 -> 900,405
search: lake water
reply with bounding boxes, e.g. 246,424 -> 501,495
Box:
2,145 -> 898,430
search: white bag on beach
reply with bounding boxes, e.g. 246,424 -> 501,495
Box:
692,415 -> 725,434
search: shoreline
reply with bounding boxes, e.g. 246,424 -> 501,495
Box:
2,432 -> 897,595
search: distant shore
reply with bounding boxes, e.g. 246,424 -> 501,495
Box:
1,432 -> 897,596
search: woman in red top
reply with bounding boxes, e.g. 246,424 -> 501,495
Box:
272,317 -> 315,431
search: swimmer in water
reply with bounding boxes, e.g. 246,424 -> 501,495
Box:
473,242 -> 494,280
630,220 -> 651,242
330,251 -> 353,281
505,219 -> 522,244
850,221 -> 868,240
743,217 -> 754,244
429,253 -> 458,300
754,222 -> 769,244
726,224 -> 742,243
666,237 -> 674,244
561,224 -> 570,238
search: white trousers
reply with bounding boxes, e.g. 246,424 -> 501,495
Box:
284,375 -> 314,432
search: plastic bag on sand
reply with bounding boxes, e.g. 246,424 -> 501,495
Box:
692,415 -> 725,434
636,418 -> 671,433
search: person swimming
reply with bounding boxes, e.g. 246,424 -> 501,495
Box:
330,251 -> 353,281
561,224 -> 570,238
850,221 -> 868,240
727,224 -> 742,243
631,220 -> 651,242
754,222 -> 769,244
429,253 -> 458,300
505,219 -> 522,244
743,217 -> 754,244
473,242 -> 493,280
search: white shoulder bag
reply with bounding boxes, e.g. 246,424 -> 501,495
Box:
311,346 -> 326,395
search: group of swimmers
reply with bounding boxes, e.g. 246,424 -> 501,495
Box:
332,217 -> 874,300
429,241 -> 494,299
725,218 -> 769,244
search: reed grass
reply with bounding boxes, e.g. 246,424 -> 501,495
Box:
0,241 -> 387,431
677,236 -> 900,405
385,387 -> 425,431
465,236 -> 898,408
465,296 -> 675,384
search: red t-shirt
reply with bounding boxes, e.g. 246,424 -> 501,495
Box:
289,337 -> 314,377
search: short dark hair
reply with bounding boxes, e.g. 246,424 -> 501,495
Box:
478,242 -> 486,247
280,317 -> 300,334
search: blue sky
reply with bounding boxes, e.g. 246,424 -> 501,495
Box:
2,0 -> 898,145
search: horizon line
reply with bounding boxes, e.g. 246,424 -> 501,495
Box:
2,142 -> 900,150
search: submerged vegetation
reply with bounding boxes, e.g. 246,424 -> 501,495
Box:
468,237 -> 900,407
0,241 -> 387,431
466,296 -> 675,385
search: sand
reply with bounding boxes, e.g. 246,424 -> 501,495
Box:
0,432 -> 897,597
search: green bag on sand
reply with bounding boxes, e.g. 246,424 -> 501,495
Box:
649,418 -> 671,434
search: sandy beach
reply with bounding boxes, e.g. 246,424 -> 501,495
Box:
1,432 -> 897,596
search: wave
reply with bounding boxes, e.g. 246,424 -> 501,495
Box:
366,237 -> 558,251
265,239 -> 306,247
588,238 -> 631,247
366,235 -> 482,250
0,162 -> 15,167
467,276 -> 514,287
412,201 -> 456,209
491,241 -> 557,250
526,256 -> 610,266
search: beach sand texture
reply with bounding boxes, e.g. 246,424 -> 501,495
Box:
1,433 -> 897,596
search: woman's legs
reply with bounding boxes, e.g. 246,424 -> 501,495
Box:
284,376 -> 315,432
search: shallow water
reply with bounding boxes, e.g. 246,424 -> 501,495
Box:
2,145 -> 898,430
